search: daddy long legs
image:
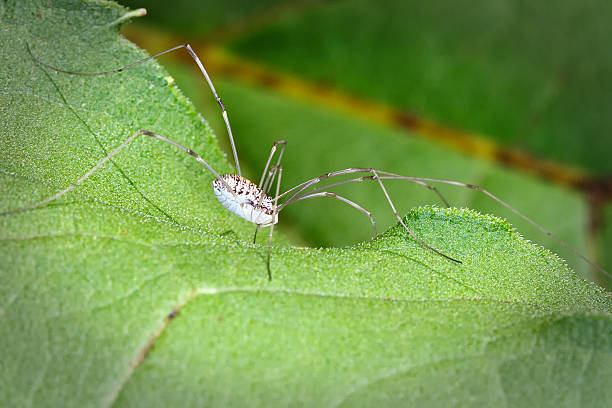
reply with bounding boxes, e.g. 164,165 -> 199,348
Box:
4,39 -> 609,282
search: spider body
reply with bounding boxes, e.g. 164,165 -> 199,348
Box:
213,174 -> 277,226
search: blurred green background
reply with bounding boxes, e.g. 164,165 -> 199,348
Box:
119,0 -> 611,287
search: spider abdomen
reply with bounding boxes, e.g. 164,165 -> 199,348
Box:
212,174 -> 277,226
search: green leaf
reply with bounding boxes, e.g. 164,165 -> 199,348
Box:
1,1 -> 611,407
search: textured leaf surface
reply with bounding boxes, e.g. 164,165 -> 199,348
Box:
1,1 -> 612,407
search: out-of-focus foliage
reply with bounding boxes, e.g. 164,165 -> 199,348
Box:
120,0 -> 306,36
232,0 -> 612,174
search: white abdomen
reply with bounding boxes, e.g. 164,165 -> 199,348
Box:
212,174 -> 278,226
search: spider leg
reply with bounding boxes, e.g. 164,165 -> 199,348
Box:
253,225 -> 261,244
280,167 -> 609,278
253,162 -> 281,244
26,41 -> 242,176
277,167 -> 460,262
278,168 -> 459,262
1,130 -> 227,216
253,163 -> 282,244
253,140 -> 287,244
370,170 -> 461,263
251,161 -> 279,245
258,140 -> 287,189
374,174 -> 611,279
279,167 -> 450,207
287,175 -> 450,208
286,191 -> 377,237
278,168 -> 373,204
266,166 -> 283,280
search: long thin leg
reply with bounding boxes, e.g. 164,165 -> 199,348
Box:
105,8 -> 147,28
262,167 -> 279,196
278,168 -> 373,204
287,191 -> 377,237
380,175 -> 612,279
258,140 -> 287,188
267,166 -> 284,280
253,163 -> 282,244
1,129 -> 227,216
286,175 -> 450,208
371,170 -> 461,263
278,167 -> 459,262
277,166 -> 610,278
253,162 -> 284,244
26,41 -> 242,176
279,167 -> 449,208
253,225 -> 261,244
276,167 -> 460,263
252,141 -> 287,243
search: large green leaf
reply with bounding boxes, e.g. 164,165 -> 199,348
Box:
1,1 -> 611,407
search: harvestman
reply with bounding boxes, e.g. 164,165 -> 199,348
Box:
3,41 -> 608,281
